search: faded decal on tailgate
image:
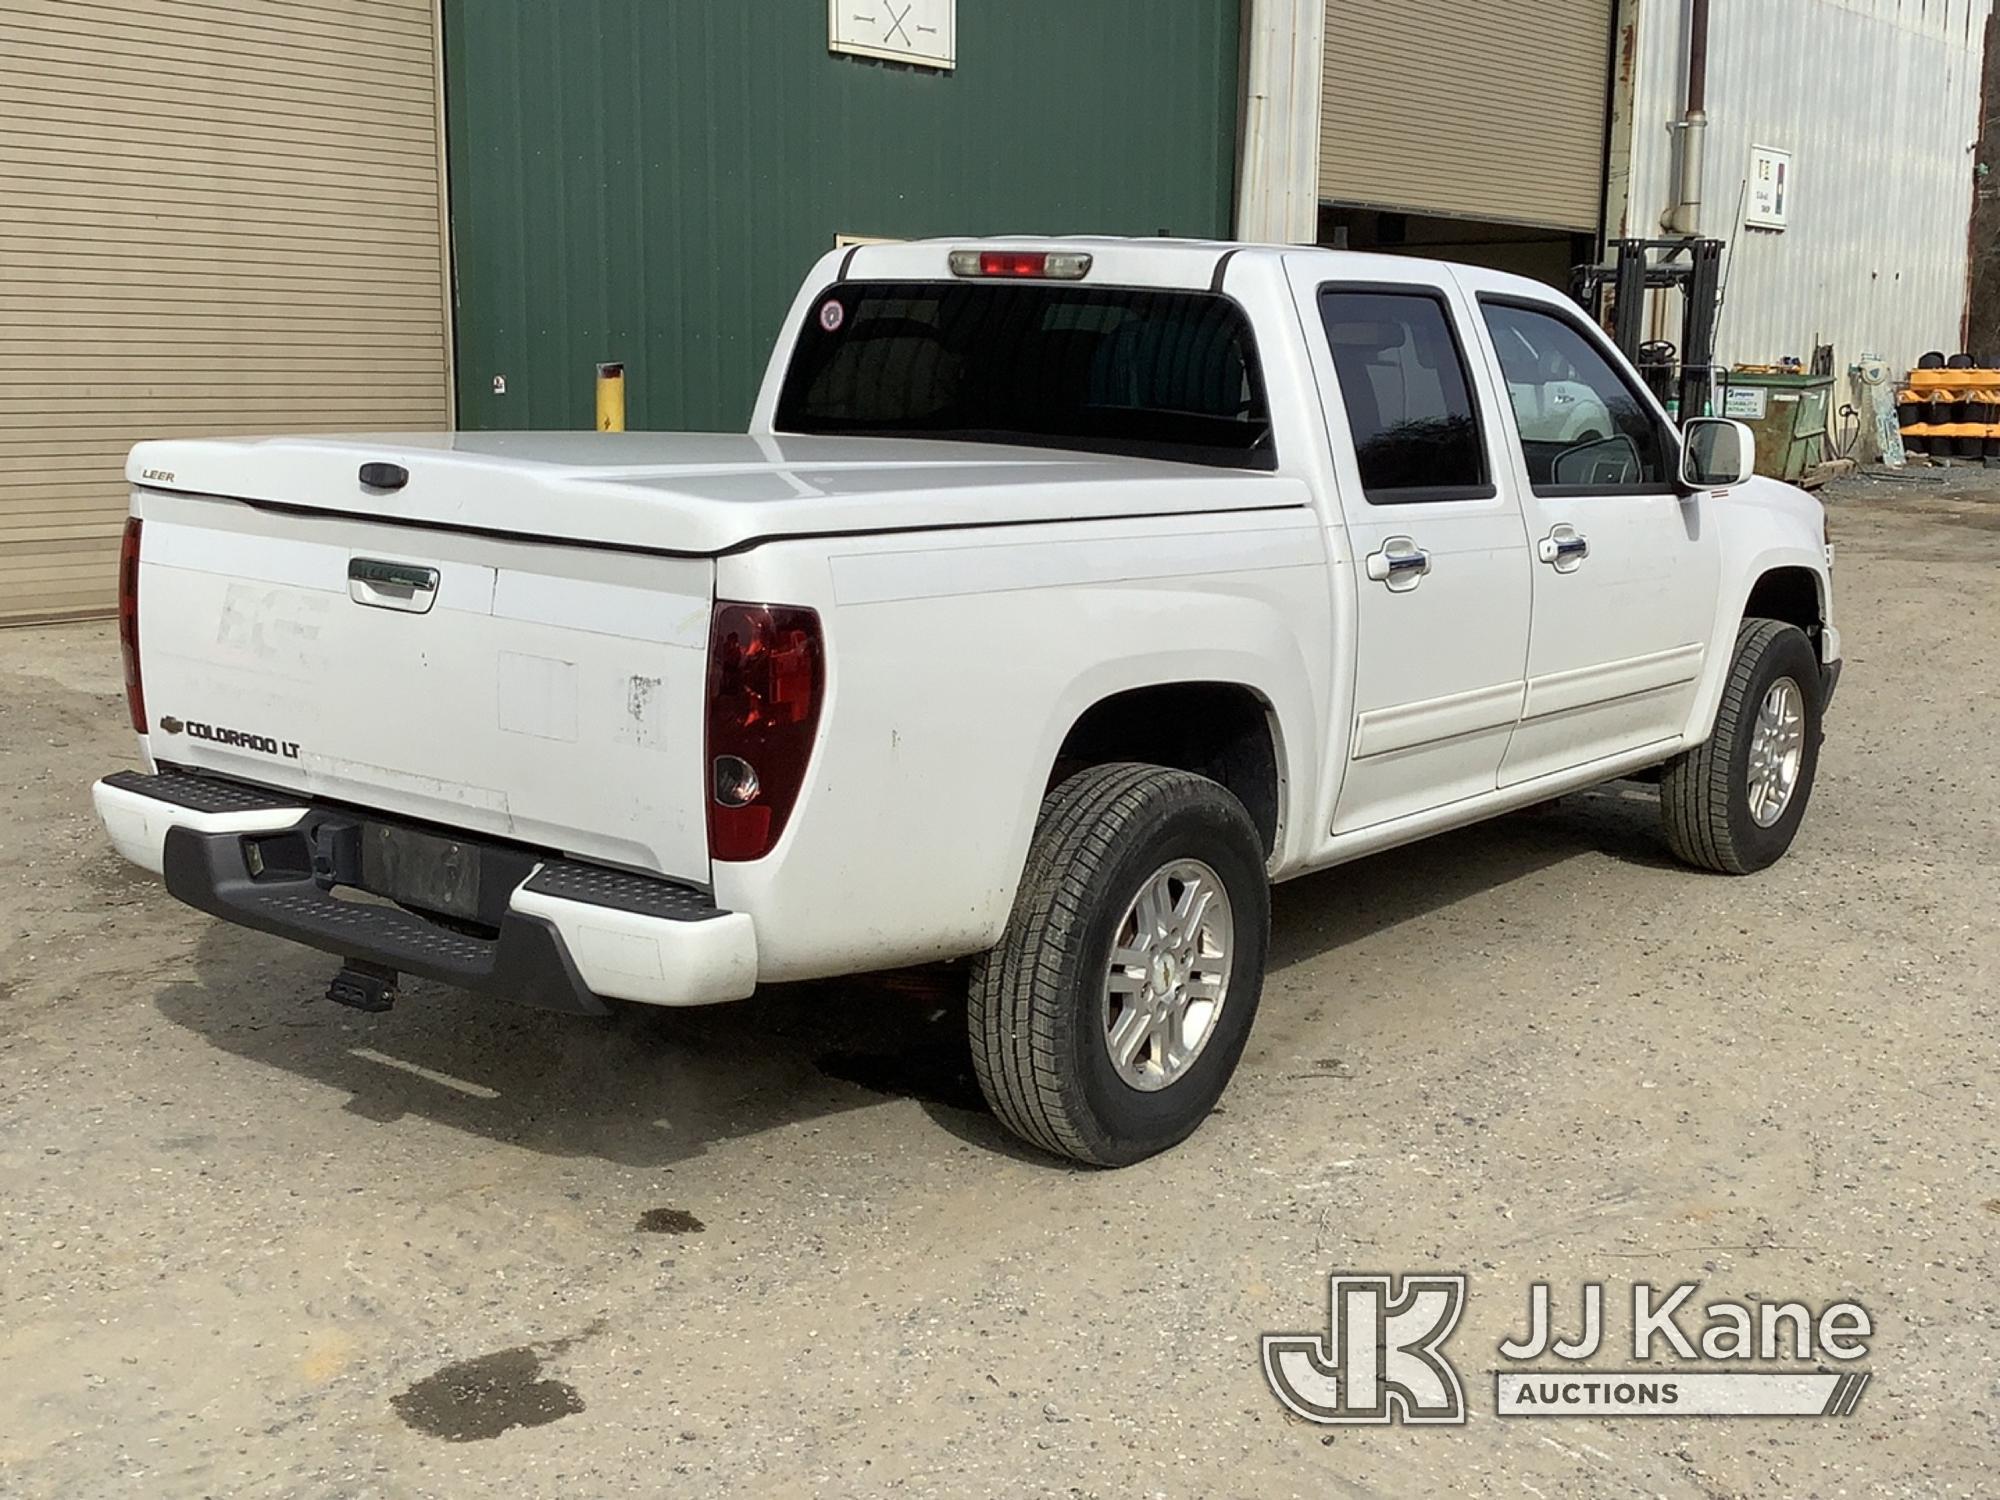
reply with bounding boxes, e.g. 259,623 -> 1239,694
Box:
215,581 -> 334,672
496,652 -> 580,743
616,674 -> 671,751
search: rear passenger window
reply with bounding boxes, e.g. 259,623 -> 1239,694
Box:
1318,288 -> 1492,504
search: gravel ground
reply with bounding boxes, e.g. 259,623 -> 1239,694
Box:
1,473 -> 1994,1498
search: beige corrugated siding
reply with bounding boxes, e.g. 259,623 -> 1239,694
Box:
1320,0 -> 1613,232
0,0 -> 450,624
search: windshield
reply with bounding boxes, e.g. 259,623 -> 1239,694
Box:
775,281 -> 1275,470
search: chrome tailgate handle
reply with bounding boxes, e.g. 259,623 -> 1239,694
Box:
348,557 -> 439,613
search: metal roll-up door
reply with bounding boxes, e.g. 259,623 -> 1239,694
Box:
0,0 -> 452,625
1319,0 -> 1614,232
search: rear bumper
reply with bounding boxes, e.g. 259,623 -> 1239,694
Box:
92,771 -> 757,1009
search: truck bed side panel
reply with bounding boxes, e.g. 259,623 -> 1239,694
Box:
711,506 -> 1332,980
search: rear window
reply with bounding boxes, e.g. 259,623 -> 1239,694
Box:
1318,288 -> 1491,503
774,281 -> 1276,470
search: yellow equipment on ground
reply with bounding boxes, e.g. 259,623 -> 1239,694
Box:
1897,367 -> 1999,458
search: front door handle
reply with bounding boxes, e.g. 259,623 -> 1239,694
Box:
1365,537 -> 1431,592
1538,526 -> 1589,572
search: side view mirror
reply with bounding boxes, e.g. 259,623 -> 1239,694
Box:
1680,417 -> 1755,490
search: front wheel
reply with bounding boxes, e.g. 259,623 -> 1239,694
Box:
1660,618 -> 1824,873
968,763 -> 1270,1166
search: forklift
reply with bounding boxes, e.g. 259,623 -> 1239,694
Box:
1571,237 -> 1725,423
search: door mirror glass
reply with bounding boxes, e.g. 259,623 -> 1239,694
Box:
1681,417 -> 1754,489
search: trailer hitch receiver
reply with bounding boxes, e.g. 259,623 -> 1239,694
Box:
327,960 -> 399,1012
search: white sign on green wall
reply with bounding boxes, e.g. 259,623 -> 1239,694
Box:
830,0 -> 955,70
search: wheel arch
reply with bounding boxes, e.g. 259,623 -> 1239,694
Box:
1050,679 -> 1290,858
1741,564 -> 1827,649
1684,548 -> 1831,744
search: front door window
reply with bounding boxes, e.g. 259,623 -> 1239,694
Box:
1482,301 -> 1673,495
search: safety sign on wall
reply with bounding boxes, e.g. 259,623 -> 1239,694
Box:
1746,145 -> 1791,231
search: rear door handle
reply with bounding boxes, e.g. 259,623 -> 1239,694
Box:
1538,526 -> 1589,572
1365,537 -> 1431,592
348,557 -> 439,614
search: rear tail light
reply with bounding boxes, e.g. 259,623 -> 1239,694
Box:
118,517 -> 145,733
947,248 -> 1093,280
704,602 -> 824,862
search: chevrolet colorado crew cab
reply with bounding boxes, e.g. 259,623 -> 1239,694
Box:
94,238 -> 1839,1166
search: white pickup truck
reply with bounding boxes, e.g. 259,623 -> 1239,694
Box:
94,238 -> 1838,1165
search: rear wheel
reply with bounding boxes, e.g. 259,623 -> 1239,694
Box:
968,763 -> 1270,1166
1661,618 -> 1823,873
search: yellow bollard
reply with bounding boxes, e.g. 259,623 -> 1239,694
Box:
596,362 -> 626,432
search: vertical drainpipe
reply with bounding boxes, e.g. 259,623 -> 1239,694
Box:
1663,0 -> 1710,235
430,0 -> 457,430
1600,0 -> 1642,249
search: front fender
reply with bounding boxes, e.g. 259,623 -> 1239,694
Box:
1683,537 -> 1833,744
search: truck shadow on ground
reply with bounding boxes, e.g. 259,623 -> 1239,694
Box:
151,783 -> 1674,1169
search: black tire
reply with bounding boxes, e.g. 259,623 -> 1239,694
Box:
1661,618 -> 1823,874
968,763 -> 1270,1167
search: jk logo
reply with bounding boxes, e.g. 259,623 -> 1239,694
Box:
1262,1273 -> 1468,1425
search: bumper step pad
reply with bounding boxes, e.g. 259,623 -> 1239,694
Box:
101,767 -> 304,816
520,859 -> 721,920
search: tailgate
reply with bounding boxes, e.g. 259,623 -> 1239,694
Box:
134,488 -> 714,884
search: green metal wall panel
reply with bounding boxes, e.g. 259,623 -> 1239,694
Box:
443,0 -> 1241,432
